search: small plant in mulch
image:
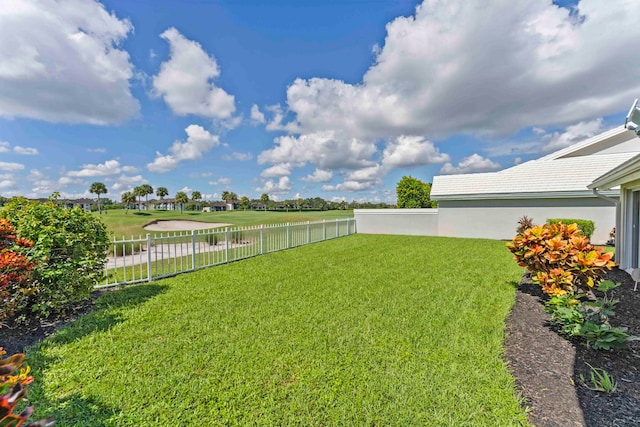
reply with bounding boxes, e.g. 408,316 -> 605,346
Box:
507,221 -> 638,350
580,363 -> 618,393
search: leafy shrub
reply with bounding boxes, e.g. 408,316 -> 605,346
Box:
0,347 -> 54,426
0,197 -> 110,317
0,219 -> 37,323
506,222 -> 615,296
546,218 -> 595,240
516,215 -> 535,235
544,280 -> 638,350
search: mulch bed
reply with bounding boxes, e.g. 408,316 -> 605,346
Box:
2,270 -> 639,426
505,268 -> 640,426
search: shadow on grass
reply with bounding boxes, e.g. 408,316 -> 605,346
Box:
23,283 -> 169,425
31,393 -> 121,427
43,283 -> 169,348
133,212 -> 151,216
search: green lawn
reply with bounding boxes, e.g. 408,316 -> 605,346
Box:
27,235 -> 529,426
99,209 -> 354,238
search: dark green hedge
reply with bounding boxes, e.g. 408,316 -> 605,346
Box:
546,218 -> 595,240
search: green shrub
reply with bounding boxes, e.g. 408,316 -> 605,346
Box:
546,218 -> 595,239
544,280 -> 639,350
0,197 -> 109,317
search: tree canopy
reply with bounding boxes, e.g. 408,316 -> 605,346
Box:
175,191 -> 189,214
89,181 -> 108,214
396,176 -> 433,208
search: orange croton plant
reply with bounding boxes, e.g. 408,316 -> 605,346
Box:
506,222 -> 616,296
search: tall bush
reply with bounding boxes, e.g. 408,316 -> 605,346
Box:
546,218 -> 595,240
0,197 -> 109,316
506,222 -> 615,296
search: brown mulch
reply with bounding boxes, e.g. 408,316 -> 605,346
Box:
505,268 -> 640,427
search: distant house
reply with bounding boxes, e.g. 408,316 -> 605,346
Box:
430,126 -> 640,244
33,198 -> 93,212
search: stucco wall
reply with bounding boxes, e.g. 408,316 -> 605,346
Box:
437,197 -> 616,244
354,208 -> 439,236
354,197 -> 616,244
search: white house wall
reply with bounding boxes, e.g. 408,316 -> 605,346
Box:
354,209 -> 439,235
437,197 -> 615,244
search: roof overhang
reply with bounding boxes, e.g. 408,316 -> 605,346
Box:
589,153 -> 640,190
433,189 -> 619,201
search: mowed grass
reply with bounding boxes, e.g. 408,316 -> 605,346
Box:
27,235 -> 529,426
99,209 -> 354,238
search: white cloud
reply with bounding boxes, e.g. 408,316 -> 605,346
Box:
0,142 -> 9,153
279,1 -> 640,138
440,154 -> 501,175
300,169 -> 333,183
147,125 -> 220,173
261,163 -> 292,178
0,161 -> 24,172
256,0 -> 640,194
58,176 -> 84,186
27,169 -> 56,194
250,104 -> 266,124
222,151 -> 253,161
0,0 -> 138,124
0,179 -> 16,189
152,27 -> 236,121
111,174 -> 145,192
208,177 -> 231,186
259,131 -> 376,170
541,118 -> 604,152
255,176 -> 291,194
13,146 -> 38,155
87,148 -> 107,153
67,159 -> 132,177
381,135 -> 450,168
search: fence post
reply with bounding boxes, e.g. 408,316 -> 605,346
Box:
146,233 -> 152,282
323,220 -> 326,241
347,219 -> 350,235
335,219 -> 339,238
260,224 -> 264,255
191,230 -> 196,271
286,223 -> 290,248
307,221 -> 311,244
225,227 -> 229,263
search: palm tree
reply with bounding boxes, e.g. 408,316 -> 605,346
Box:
156,187 -> 169,209
89,182 -> 108,214
239,196 -> 250,210
121,191 -> 136,214
133,186 -> 144,210
175,191 -> 188,214
260,193 -> 269,210
221,191 -> 230,202
140,184 -> 154,210
192,191 -> 202,211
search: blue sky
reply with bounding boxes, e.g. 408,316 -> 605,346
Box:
2,0 -> 640,203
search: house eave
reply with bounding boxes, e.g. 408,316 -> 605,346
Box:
589,153 -> 640,190
433,190 -> 619,201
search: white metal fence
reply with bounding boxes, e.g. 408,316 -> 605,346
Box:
101,218 -> 356,287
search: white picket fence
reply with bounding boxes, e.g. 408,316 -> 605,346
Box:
101,218 -> 356,287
